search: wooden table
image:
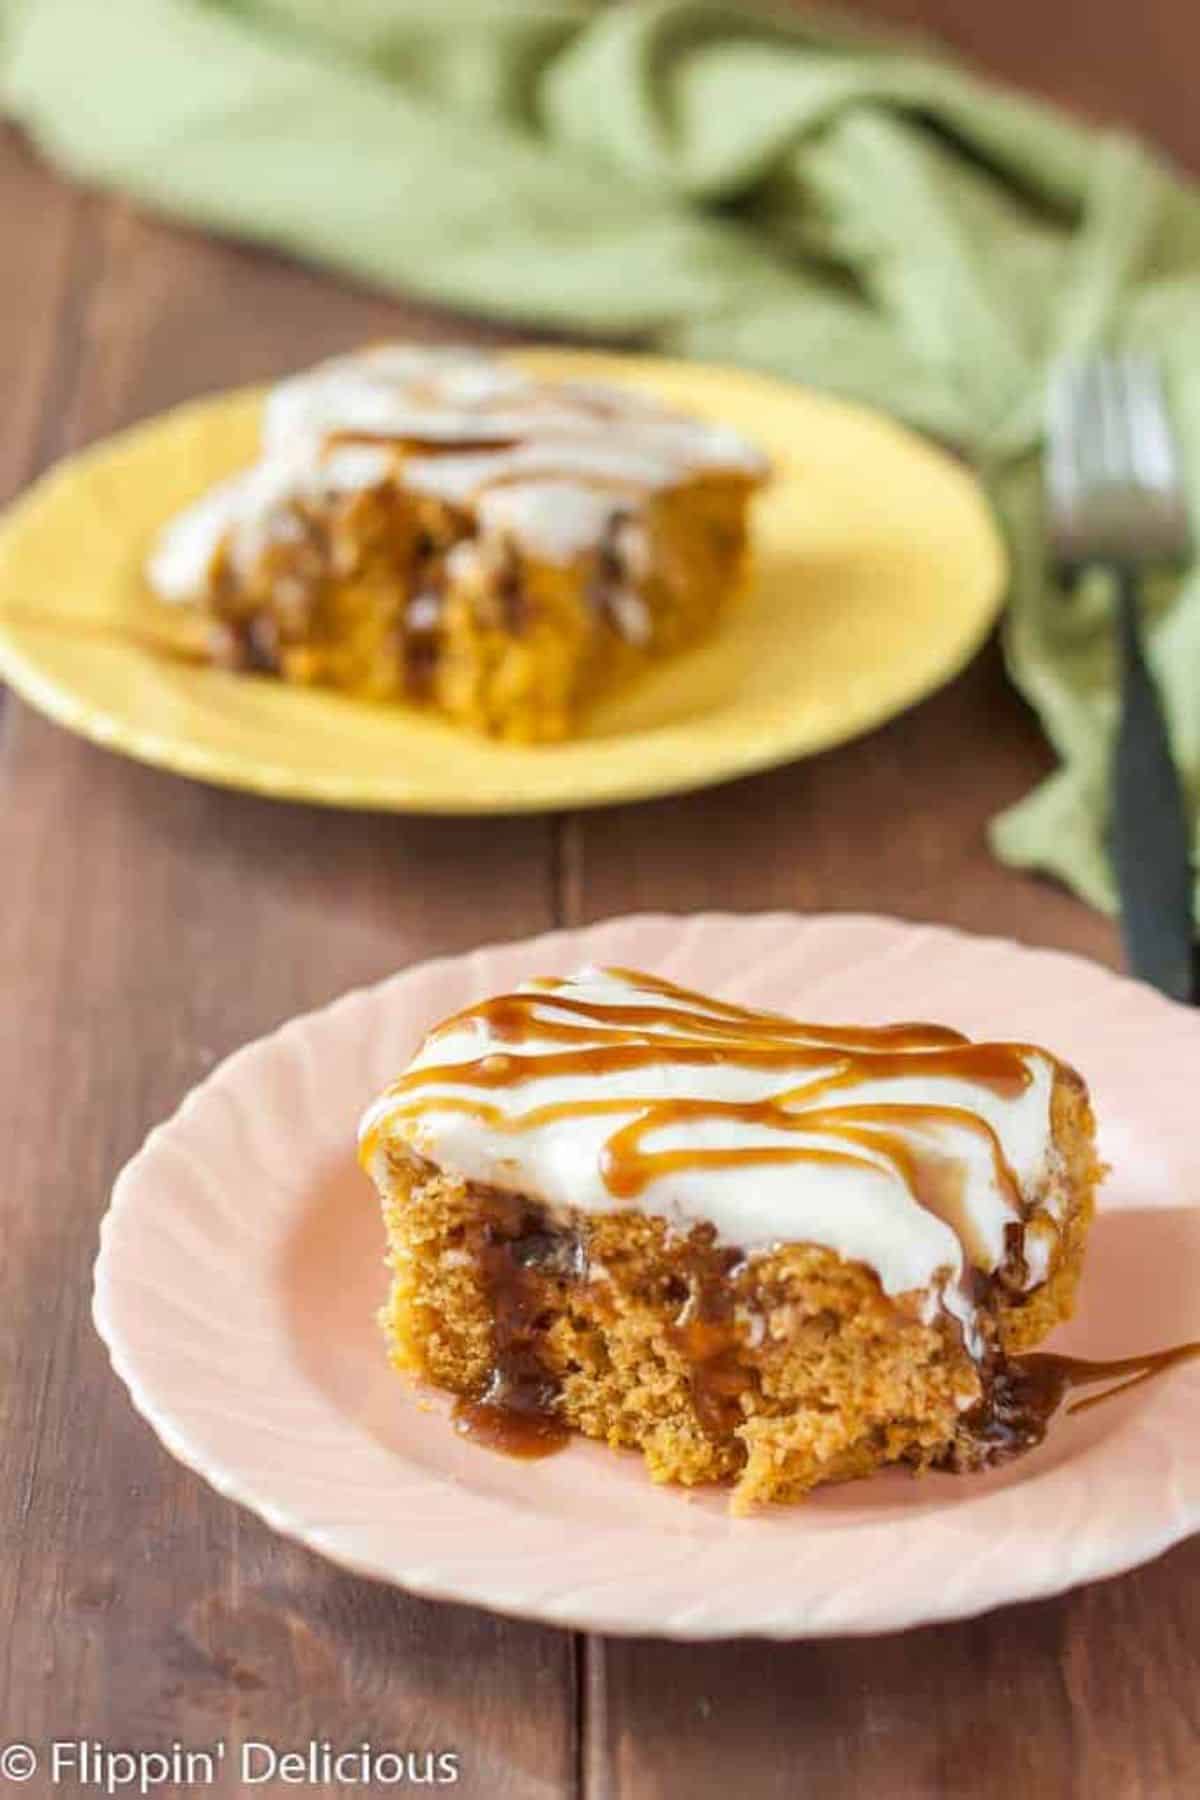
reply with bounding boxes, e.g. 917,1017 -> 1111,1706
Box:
2,8 -> 1197,1793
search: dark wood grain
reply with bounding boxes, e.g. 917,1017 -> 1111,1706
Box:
2,1 -> 1200,1793
566,5 -> 1200,1786
582,1545 -> 1200,1800
0,714 -> 574,1800
563,650 -> 1200,1800
0,125 -> 89,507
858,0 -> 1200,173
0,134 -> 573,1799
560,643 -> 1118,960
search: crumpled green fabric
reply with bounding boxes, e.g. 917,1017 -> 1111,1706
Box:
3,0 -> 1199,916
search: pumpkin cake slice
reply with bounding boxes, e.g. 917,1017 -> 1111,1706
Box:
147,345 -> 767,742
358,967 -> 1101,1510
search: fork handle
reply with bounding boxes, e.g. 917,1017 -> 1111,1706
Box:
1111,567 -> 1195,1001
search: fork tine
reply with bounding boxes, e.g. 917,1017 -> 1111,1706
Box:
1068,358 -> 1115,493
1045,350 -> 1192,568
1093,357 -> 1129,491
1126,354 -> 1192,557
1120,354 -> 1180,494
1046,360 -> 1085,502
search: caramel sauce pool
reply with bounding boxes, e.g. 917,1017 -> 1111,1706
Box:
452,1398 -> 570,1459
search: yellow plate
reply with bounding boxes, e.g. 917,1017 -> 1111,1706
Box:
0,350 -> 1005,813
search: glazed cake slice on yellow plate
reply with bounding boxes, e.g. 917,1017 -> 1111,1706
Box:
358,968 -> 1101,1510
147,345 -> 767,742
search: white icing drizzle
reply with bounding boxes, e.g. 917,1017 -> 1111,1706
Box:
361,967 -> 1071,1356
146,345 -> 767,605
402,442 -> 680,506
473,483 -> 630,566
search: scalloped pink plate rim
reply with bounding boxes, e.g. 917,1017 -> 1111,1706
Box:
94,913 -> 1200,1639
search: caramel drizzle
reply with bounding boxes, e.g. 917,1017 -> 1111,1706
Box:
370,970 -> 1056,1264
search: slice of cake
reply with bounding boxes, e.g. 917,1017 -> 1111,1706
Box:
147,346 -> 767,742
358,968 -> 1101,1510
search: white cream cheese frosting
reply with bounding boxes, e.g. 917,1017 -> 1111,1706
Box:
360,967 -> 1070,1350
146,344 -> 767,603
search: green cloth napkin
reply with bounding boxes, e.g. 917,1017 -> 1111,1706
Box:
4,0 -> 1199,916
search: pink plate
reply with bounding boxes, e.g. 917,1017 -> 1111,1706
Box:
94,913 -> 1200,1639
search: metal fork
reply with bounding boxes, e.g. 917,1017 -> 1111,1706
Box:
1046,354 -> 1195,1001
